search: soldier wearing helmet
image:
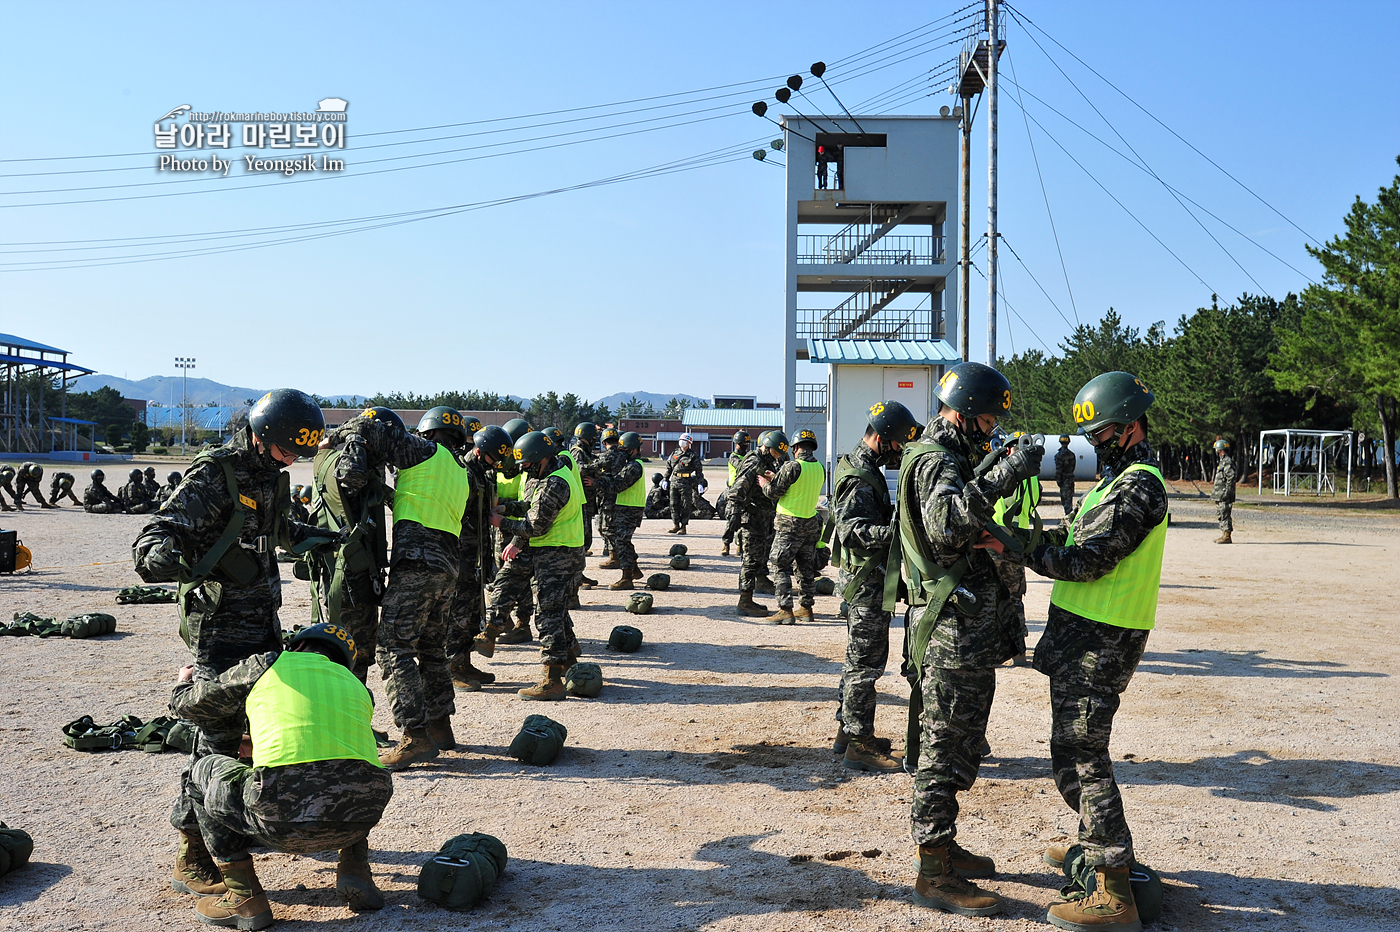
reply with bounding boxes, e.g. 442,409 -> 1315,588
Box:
1003,371 -> 1168,930
117,466 -> 157,513
0,463 -> 18,510
570,422 -> 602,558
1211,438 -> 1236,544
725,430 -> 786,616
83,468 -> 124,513
593,426 -> 624,562
891,362 -> 1043,917
144,466 -> 163,502
662,432 -> 705,534
48,470 -> 82,507
720,431 -> 752,556
645,471 -> 669,519
16,462 -> 55,509
161,470 -> 184,507
169,621 -> 392,924
1054,435 -> 1078,516
131,388 -> 330,897
592,431 -> 647,589
758,428 -> 826,625
444,425 -> 511,692
829,400 -> 920,773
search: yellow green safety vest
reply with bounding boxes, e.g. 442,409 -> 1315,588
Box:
560,450 -> 589,504
617,459 -> 646,508
496,471 -> 523,501
776,459 -> 825,519
392,443 -> 468,536
532,461 -> 584,548
1050,463 -> 1168,630
727,454 -> 743,487
993,476 -> 1041,530
245,650 -> 381,769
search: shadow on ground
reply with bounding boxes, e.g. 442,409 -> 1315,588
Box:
1136,649 -> 1387,679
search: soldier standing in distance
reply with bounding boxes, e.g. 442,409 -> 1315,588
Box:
493,417 -> 536,644
721,430 -> 750,556
727,431 -> 784,616
830,400 -> 919,773
570,422 -> 601,555
448,421 -> 506,692
83,469 -> 124,513
596,431 -> 647,590
593,427 -> 625,566
893,362 -> 1041,917
131,388 -> 328,905
1212,438 -> 1236,544
1054,434 -> 1077,516
990,431 -> 1042,668
760,428 -> 825,625
663,432 -> 704,534
1004,371 -> 1167,932
47,470 -> 82,506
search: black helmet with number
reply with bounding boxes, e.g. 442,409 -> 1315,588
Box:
361,406 -> 405,432
732,430 -> 751,449
651,472 -> 664,485
601,427 -> 620,445
513,430 -> 557,467
298,485 -> 312,504
760,430 -> 789,455
462,415 -> 484,436
794,428 -> 818,450
167,470 -> 182,485
935,362 -> 1012,418
474,425 -> 513,461
91,468 -> 105,481
542,426 -> 566,448
144,467 -> 157,479
503,418 -> 532,441
1059,434 -> 1071,445
620,431 -> 642,452
867,400 -> 920,444
288,621 -> 355,670
27,463 -> 44,479
1072,371 -> 1154,435
129,468 -> 143,482
574,422 -> 599,445
249,389 -> 325,457
418,406 -> 469,444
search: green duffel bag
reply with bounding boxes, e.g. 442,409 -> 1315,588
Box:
509,714 -> 567,766
608,625 -> 644,652
814,576 -> 835,596
417,832 -> 508,910
564,662 -> 603,698
165,720 -> 196,754
1061,844 -> 1163,923
646,573 -> 670,591
0,821 -> 34,877
625,593 -> 653,615
668,543 -> 688,556
61,613 -> 118,639
669,554 -> 690,570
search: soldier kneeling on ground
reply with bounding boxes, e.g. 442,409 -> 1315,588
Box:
83,469 -> 125,514
169,622 -> 393,929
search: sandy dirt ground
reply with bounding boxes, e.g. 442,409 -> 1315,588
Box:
1,464 -> 1398,932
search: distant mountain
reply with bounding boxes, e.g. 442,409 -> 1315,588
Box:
596,391 -> 707,412
72,374 -> 267,407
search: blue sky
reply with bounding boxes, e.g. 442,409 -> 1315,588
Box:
3,1 -> 1397,404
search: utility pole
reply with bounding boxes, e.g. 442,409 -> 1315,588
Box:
175,356 -> 195,454
959,94 -> 972,363
986,0 -> 999,366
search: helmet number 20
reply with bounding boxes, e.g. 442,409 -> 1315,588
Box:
1072,401 -> 1096,424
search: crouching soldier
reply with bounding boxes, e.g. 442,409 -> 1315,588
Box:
170,622 -> 393,928
83,468 -> 125,513
48,471 -> 82,506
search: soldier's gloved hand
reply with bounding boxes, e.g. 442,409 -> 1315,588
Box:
983,443 -> 1043,497
661,480 -> 669,491
139,538 -> 182,581
698,484 -> 707,494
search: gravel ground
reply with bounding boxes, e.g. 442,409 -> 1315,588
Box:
1,467 -> 1397,931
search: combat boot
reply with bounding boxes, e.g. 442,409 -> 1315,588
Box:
336,839 -> 384,911
676,525 -> 686,535
473,622 -> 507,658
1043,843 -> 1072,869
948,839 -> 996,879
194,858 -> 273,930
172,829 -> 227,896
911,844 -> 1003,917
736,591 -> 769,618
843,735 -> 904,773
426,716 -> 456,751
627,565 -> 644,580
721,541 -> 730,556
451,655 -> 495,691
793,605 -> 814,623
518,664 -> 566,701
498,621 -> 533,645
581,574 -> 599,588
598,554 -> 621,569
609,574 -> 634,590
755,576 -> 776,595
764,607 -> 795,626
667,522 -> 680,534
378,728 -> 439,771
1214,531 -> 1232,544
1046,865 -> 1141,932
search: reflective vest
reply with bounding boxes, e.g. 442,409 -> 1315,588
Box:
560,450 -> 589,504
776,459 -> 825,519
496,471 -> 523,501
1051,464 -> 1168,630
993,476 -> 1041,530
245,651 -> 380,769
727,454 -> 743,487
617,459 -> 646,508
532,461 -> 584,548
392,443 -> 468,536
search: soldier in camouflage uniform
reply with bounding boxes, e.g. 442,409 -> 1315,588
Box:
83,468 -> 124,513
662,433 -> 705,534
894,362 -> 1041,918
761,429 -> 825,624
0,464 -> 17,510
327,406 -> 470,770
132,388 -> 327,904
170,623 -> 393,925
493,417 -> 536,643
47,471 -> 82,506
645,472 -> 670,519
447,422 -> 505,692
144,466 -> 163,502
595,431 -> 646,589
721,430 -> 751,555
16,463 -> 55,508
1054,435 -> 1077,515
989,431 -> 1042,668
593,428 -> 625,565
727,432 -> 783,616
162,470 -> 184,507
1212,438 -> 1236,544
485,430 -> 584,701
571,422 -> 600,555
830,401 -> 920,773
1005,371 -> 1166,931
119,467 -> 158,514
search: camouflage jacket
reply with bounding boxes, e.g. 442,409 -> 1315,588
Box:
727,450 -> 777,518
499,456 -> 573,550
327,413 -> 457,574
1015,440 -> 1168,584
84,480 -> 121,507
832,440 -> 894,606
50,472 -> 75,493
459,450 -> 495,567
1054,445 -> 1077,483
170,650 -> 393,824
593,451 -> 643,499
764,448 -> 819,501
119,480 -> 154,508
1212,454 -> 1237,503
144,476 -> 163,500
590,446 -> 625,509
664,448 -> 705,486
904,416 -> 1019,668
132,427 -> 318,595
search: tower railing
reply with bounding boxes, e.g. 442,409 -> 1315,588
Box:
796,234 -> 944,265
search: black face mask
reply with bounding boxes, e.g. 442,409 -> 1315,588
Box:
960,417 -> 993,450
258,444 -> 291,471
1089,425 -> 1130,471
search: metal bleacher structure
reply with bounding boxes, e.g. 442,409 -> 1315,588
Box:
1,333 -> 97,458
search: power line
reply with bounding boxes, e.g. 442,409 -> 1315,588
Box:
998,235 -> 1077,332
970,257 -> 1053,355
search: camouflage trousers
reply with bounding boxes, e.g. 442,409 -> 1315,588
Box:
533,546 -> 581,666
610,506 -> 644,574
171,592 -> 283,833
0,480 -> 17,506
738,510 -> 775,592
1058,479 -> 1076,514
837,604 -> 892,737
445,560 -> 487,662
494,530 -> 534,624
669,480 -> 695,527
486,547 -> 535,629
84,501 -> 123,514
49,488 -> 81,506
1035,604 -> 1149,869
376,560 -> 456,731
769,514 -> 821,610
1215,500 -> 1233,533
331,571 -> 380,683
582,503 -> 596,552
596,503 -> 615,554
994,558 -> 1028,641
909,665 -> 996,848
17,482 -> 47,507
188,754 -> 386,861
